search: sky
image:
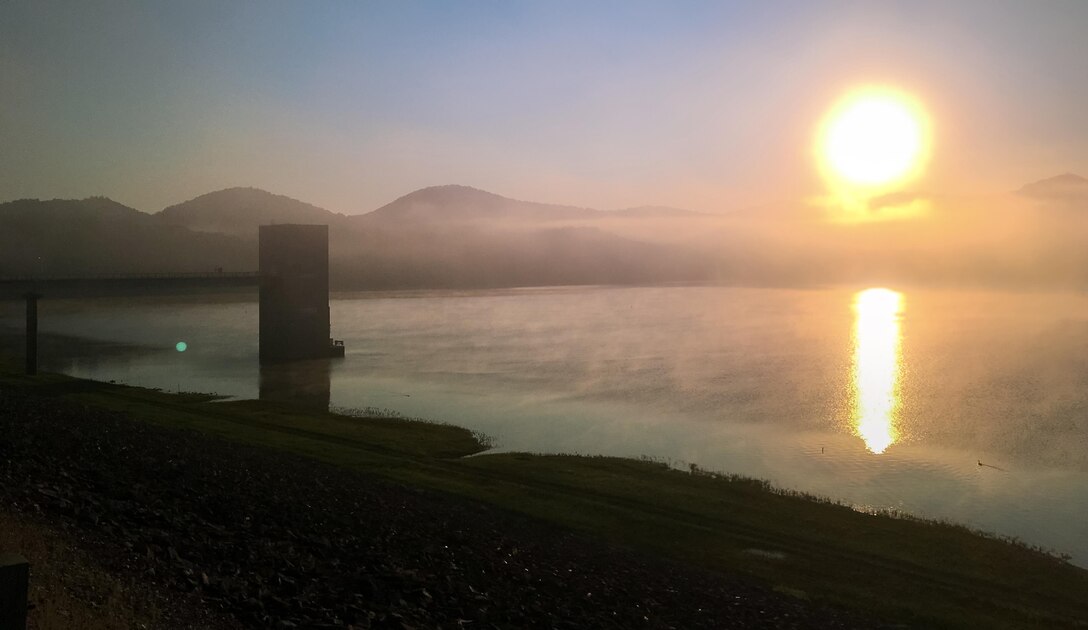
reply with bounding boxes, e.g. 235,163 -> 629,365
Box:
2,0 -> 1087,215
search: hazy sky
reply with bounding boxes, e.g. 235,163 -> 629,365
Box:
2,1 -> 1086,214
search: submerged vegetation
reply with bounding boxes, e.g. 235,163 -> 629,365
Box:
2,360 -> 1088,628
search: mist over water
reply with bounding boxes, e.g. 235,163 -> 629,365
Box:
2,285 -> 1086,565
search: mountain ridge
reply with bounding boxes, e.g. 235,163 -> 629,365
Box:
157,187 -> 345,237
354,184 -> 709,224
2,173 -> 1085,289
358,184 -> 604,224
1017,173 -> 1088,200
0,185 -> 716,288
0,197 -> 254,277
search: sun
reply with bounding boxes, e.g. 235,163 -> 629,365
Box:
818,87 -> 930,190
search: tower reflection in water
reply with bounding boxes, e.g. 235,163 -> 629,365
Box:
259,358 -> 332,409
851,288 -> 903,454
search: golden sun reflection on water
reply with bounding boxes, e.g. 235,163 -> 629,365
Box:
852,288 -> 903,454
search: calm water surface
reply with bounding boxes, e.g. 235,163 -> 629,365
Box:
3,286 -> 1087,565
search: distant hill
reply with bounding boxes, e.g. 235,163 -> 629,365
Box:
0,197 -> 254,276
355,185 -> 600,225
354,185 -> 709,226
0,187 -> 716,289
157,187 -> 345,237
0,196 -> 148,226
331,185 -> 717,288
1017,173 -> 1088,201
8,178 -> 1080,291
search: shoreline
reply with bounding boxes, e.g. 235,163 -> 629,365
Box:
3,359 -> 1088,628
5,324 -> 1081,570
2,363 -> 879,629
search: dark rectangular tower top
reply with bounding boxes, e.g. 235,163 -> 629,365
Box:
259,224 -> 329,276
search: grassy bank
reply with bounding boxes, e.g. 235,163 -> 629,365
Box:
3,362 -> 1086,629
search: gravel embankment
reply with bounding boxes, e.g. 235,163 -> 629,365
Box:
0,385 -> 883,629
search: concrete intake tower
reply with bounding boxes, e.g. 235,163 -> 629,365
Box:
259,224 -> 340,362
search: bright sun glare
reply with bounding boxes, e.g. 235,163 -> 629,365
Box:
819,88 -> 929,190
852,288 -> 903,455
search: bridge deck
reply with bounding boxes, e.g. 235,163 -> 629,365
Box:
0,272 -> 261,299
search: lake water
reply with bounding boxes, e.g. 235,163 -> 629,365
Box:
2,285 -> 1087,566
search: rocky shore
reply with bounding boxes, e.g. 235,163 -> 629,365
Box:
0,384 -> 881,629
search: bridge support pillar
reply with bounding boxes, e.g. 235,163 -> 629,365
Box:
0,554 -> 29,630
24,293 -> 39,376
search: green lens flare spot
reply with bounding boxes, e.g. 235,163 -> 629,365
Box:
176,341 -> 188,352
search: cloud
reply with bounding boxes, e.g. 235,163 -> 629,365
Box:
866,192 -> 931,222
807,188 -> 930,224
